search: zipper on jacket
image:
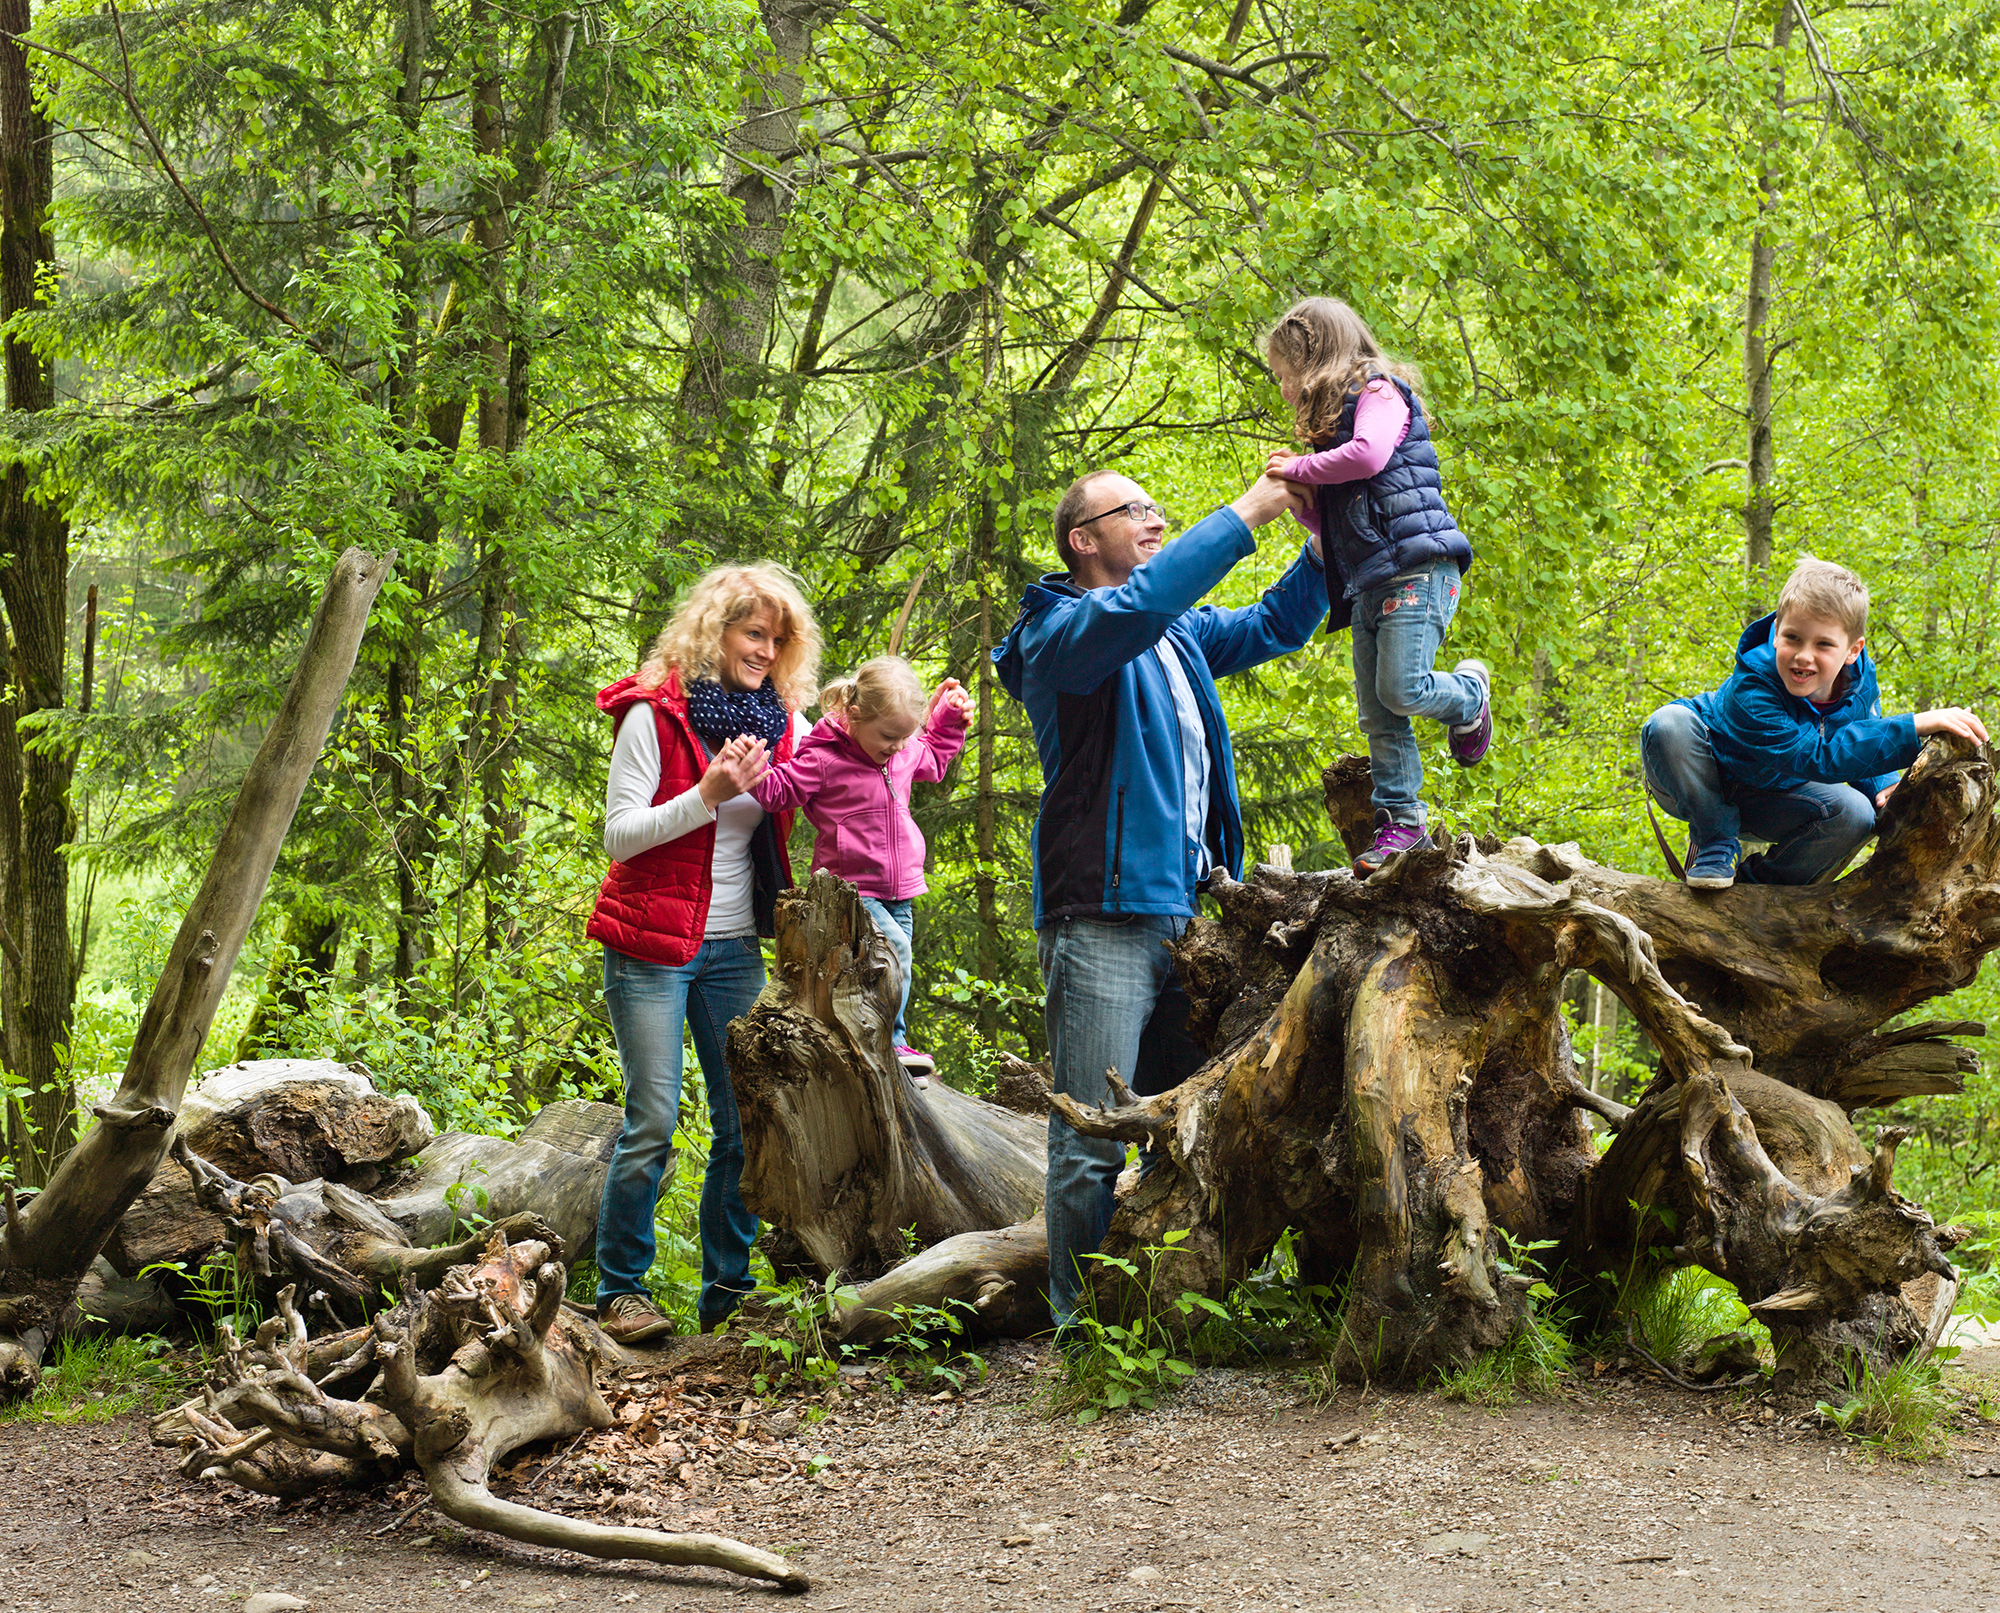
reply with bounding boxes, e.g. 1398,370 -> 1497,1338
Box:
1112,786 -> 1126,890
883,763 -> 896,891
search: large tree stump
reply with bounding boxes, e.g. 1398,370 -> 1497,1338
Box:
730,872 -> 1045,1282
154,1225 -> 806,1590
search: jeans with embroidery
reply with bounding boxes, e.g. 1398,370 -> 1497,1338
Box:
1038,914 -> 1205,1332
595,938 -> 765,1327
1640,703 -> 1876,884
858,895 -> 915,1046
1351,559 -> 1483,825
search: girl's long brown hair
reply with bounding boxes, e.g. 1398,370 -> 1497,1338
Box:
1265,297 -> 1424,446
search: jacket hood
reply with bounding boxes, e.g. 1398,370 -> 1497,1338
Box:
1733,611 -> 1877,719
993,573 -> 1081,699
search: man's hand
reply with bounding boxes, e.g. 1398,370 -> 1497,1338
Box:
699,735 -> 770,808
1875,783 -> 1897,810
1229,469 -> 1307,531
1913,707 -> 1990,745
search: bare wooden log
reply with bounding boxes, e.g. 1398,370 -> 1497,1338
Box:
731,872 -> 1045,1280
157,1232 -> 806,1590
831,1219 -> 1051,1348
0,548 -> 392,1395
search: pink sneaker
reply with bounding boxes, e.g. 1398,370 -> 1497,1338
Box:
896,1045 -> 934,1087
1353,813 -> 1425,875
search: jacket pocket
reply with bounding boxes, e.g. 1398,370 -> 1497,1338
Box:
1112,786 -> 1126,892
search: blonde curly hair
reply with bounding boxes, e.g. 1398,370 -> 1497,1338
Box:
1265,296 -> 1424,447
638,562 -> 822,711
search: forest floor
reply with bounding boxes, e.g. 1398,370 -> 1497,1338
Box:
6,1337 -> 2000,1613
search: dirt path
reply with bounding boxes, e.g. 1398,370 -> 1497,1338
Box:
6,1344 -> 2000,1613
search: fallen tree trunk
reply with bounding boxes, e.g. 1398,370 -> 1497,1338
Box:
154,1225 -> 807,1591
0,548 -> 393,1396
731,744 -> 1992,1391
730,872 -> 1045,1281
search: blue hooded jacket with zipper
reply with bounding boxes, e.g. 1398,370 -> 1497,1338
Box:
992,506 -> 1327,928
1679,612 -> 1916,800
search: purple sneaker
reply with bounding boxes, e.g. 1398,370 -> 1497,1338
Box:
1448,659 -> 1493,767
1353,813 -> 1426,875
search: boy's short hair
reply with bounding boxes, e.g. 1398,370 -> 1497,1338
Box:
1776,557 -> 1869,641
1053,469 -> 1116,574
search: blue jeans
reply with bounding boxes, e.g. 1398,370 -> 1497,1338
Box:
1038,914 -> 1206,1332
1640,703 -> 1876,885
595,939 -> 765,1326
1351,560 -> 1483,825
858,896 -> 915,1046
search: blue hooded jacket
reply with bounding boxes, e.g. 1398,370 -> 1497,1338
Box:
992,507 -> 1327,928
1680,612 -> 1917,799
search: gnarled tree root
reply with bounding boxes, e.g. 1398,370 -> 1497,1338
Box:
156,1228 -> 807,1592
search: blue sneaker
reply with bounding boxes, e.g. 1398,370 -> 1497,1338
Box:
1685,838 -> 1740,890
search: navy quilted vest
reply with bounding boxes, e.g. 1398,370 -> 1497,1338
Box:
1314,377 -> 1474,621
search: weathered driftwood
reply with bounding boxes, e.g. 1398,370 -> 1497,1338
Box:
1052,740 -> 1988,1385
831,1219 -> 1051,1348
1,548 -> 393,1397
105,1060 -> 434,1277
730,872 -> 1045,1281
112,1095 -> 622,1335
154,1226 -> 806,1591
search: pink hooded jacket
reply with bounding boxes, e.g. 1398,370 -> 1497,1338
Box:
749,702 -> 968,899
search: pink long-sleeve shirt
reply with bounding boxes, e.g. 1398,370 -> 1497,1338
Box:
1281,380 -> 1411,536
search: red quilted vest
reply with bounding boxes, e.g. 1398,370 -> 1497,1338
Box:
585,672 -> 797,967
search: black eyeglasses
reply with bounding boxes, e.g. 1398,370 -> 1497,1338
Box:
1077,499 -> 1168,528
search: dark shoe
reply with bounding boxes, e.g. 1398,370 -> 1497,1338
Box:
1448,659 -> 1493,766
598,1292 -> 675,1344
1353,812 -> 1426,875
1685,838 -> 1740,890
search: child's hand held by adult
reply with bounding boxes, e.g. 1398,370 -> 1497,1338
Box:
931,677 -> 973,717
1913,707 -> 1989,745
699,736 -> 770,807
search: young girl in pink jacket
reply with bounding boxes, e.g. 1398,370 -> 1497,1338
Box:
751,656 -> 971,1082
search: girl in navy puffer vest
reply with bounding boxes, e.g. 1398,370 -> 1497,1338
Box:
1264,296 -> 1496,875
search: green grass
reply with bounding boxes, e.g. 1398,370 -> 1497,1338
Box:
1622,1264 -> 1769,1371
1816,1348 -> 1957,1461
1436,1308 -> 1575,1406
0,1333 -> 188,1426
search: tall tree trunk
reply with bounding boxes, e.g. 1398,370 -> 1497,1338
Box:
676,0 -> 826,448
0,549 -> 393,1396
0,0 -> 76,1185
1742,1 -> 1797,610
972,499 -> 1001,1042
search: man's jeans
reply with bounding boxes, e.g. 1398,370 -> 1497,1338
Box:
1038,914 -> 1205,1332
595,938 -> 765,1327
1640,703 -> 1876,885
1352,560 -> 1483,825
859,896 -> 915,1047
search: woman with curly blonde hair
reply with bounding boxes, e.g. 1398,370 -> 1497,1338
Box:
586,561 -> 821,1342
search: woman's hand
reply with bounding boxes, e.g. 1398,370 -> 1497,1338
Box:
931,678 -> 973,718
698,735 -> 770,808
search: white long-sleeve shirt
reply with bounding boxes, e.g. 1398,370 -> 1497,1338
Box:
602,705 -> 808,940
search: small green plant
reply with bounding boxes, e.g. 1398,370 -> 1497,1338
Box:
1815,1347 -> 1956,1460
740,1274 -> 861,1392
879,1297 -> 988,1393
1622,1264 -> 1766,1369
1048,1230 -> 1223,1424
145,1248 -> 262,1342
0,1334 -> 185,1425
441,1162 -> 492,1244
1435,1232 -> 1574,1406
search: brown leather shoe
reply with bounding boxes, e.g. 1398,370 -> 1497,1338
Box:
598,1292 -> 675,1344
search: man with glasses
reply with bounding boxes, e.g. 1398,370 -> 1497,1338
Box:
993,467 -> 1324,1342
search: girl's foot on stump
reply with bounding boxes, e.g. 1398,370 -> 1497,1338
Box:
1449,659 -> 1493,766
1353,812 -> 1425,875
897,1045 -> 934,1087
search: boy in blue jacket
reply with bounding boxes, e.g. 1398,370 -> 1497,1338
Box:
1641,558 -> 1986,889
993,466 -> 1322,1338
